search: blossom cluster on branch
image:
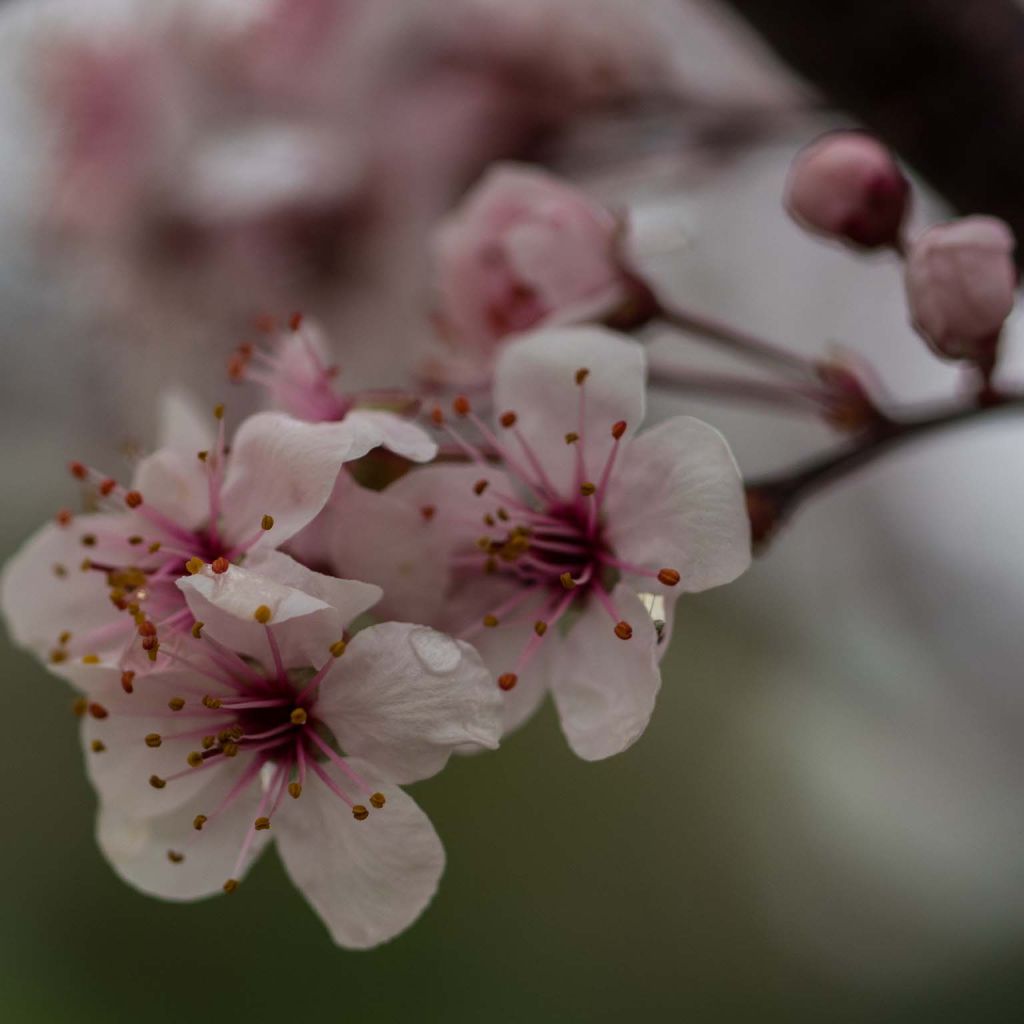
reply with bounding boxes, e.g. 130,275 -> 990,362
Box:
3,126 -> 1019,949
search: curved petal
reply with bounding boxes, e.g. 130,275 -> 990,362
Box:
316,623 -> 501,784
96,756 -> 270,902
604,416 -> 751,594
342,410 -> 437,463
155,389 -> 215,456
219,412 -> 366,550
1,518 -> 122,664
492,327 -> 646,497
549,586 -> 662,761
275,760 -> 445,949
177,559 -> 379,668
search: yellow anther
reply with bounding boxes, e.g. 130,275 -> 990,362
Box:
145,733 -> 162,748
370,792 -> 386,809
58,631 -> 72,645
185,557 -> 205,575
91,740 -> 106,753
329,640 -> 347,658
53,564 -> 68,578
253,605 -> 272,624
261,514 -> 275,531
564,432 -> 579,445
202,695 -> 222,709
229,725 -> 244,740
575,367 -> 590,385
290,708 -> 308,725
223,879 -> 238,894
534,621 -> 548,637
483,614 -> 499,628
197,450 -> 208,462
149,775 -> 167,789
167,850 -> 185,864
222,742 -> 239,758
72,697 -> 88,717
168,697 -> 186,711
191,621 -> 204,639
560,572 -> 576,590
202,735 -> 215,750
193,814 -> 208,831
148,541 -> 162,554
187,751 -> 204,767
288,782 -> 302,800
254,817 -> 271,831
473,479 -> 489,496
213,403 -> 225,420
352,805 -> 369,821
580,482 -> 596,497
50,649 -> 67,664
81,654 -> 101,665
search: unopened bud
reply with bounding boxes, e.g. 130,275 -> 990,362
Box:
905,216 -> 1017,362
785,132 -> 909,249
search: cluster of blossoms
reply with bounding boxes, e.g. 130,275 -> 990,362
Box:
5,128 -> 1019,947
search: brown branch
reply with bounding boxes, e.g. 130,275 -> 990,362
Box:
745,391 -> 1024,546
718,0 -> 1024,259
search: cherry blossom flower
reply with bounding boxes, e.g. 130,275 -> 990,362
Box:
428,164 -> 646,386
1,395 -> 434,678
303,326 -> 751,760
60,550 -> 500,948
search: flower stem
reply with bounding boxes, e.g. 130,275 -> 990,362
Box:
747,390 -> 1024,546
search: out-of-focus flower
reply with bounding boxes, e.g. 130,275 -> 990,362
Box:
305,327 -> 750,760
0,396 -> 434,675
64,552 -> 500,948
429,164 -> 647,386
904,216 -> 1018,362
228,315 -> 425,446
784,132 -> 909,250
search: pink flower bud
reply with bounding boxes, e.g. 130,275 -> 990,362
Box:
905,216 -> 1018,361
784,132 -> 909,249
432,163 -> 641,359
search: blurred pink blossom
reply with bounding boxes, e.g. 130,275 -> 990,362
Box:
904,215 -> 1018,362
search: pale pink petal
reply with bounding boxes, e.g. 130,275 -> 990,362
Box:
315,623 -> 501,784
341,410 -> 437,463
492,327 -> 645,495
312,466 -> 503,624
96,758 -> 269,902
275,760 -> 445,949
177,558 -> 379,668
155,389 -> 215,456
218,412 -> 367,550
549,586 -> 662,761
1,518 -> 121,664
132,449 -> 210,531
604,416 -> 751,594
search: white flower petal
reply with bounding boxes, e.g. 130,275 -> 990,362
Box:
342,409 -> 438,463
1,518 -> 121,664
96,757 -> 269,902
605,416 -> 751,593
549,586 -> 662,761
275,760 -> 445,950
177,558 -> 378,668
316,623 -> 501,784
492,327 -> 646,496
132,449 -> 210,531
219,412 -> 366,550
